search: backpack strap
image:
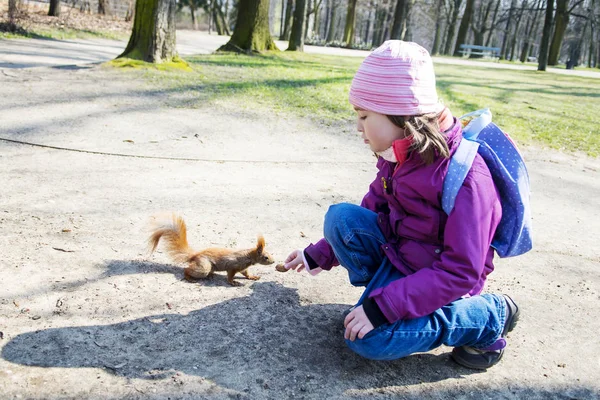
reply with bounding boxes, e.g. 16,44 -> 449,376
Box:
442,138 -> 480,215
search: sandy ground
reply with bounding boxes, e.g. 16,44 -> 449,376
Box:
0,46 -> 599,399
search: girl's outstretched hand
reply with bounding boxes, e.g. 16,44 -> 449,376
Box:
344,305 -> 374,341
284,249 -> 306,272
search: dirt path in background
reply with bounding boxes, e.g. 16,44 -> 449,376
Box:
0,60 -> 599,399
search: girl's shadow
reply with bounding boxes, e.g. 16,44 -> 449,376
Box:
2,281 -> 477,395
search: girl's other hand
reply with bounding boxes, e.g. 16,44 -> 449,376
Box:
284,249 -> 306,272
344,305 -> 374,341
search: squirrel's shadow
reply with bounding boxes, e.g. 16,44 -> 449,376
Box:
2,282 -> 476,394
104,259 -> 239,287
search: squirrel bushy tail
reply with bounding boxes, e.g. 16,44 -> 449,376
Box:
148,214 -> 195,264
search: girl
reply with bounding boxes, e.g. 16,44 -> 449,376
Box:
284,40 -> 520,370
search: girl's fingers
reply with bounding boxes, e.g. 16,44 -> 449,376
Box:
344,309 -> 356,328
344,318 -> 359,340
357,325 -> 372,339
284,251 -> 298,263
349,322 -> 363,341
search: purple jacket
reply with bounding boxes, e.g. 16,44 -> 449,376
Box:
305,120 -> 502,322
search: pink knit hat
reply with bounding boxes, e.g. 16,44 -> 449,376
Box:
349,40 -> 443,116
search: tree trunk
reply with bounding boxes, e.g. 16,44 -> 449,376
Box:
390,0 -> 407,39
508,0 -> 527,61
119,0 -> 178,62
537,0 -> 554,71
548,0 -> 568,65
98,0 -> 111,15
444,0 -> 461,55
519,0 -> 543,62
453,0 -> 474,56
280,0 -> 294,39
190,5 -> 197,30
431,0 -> 444,55
343,0 -> 358,45
125,0 -> 135,21
313,0 -> 320,38
485,0 -> 501,47
363,3 -> 373,44
303,1 -> 311,40
287,0 -> 306,50
588,21 -> 594,68
49,0 -> 61,16
326,0 -> 337,41
566,18 -> 587,69
219,0 -> 277,52
500,0 -> 517,59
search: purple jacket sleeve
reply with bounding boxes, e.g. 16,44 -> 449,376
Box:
368,166 -> 502,322
305,158 -> 391,271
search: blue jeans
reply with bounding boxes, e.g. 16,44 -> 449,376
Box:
323,203 -> 507,361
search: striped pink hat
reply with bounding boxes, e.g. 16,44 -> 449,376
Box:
349,40 -> 443,116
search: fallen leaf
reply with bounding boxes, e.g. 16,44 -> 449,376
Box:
123,139 -> 134,143
61,229 -> 71,233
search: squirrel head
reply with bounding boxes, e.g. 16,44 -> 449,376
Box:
254,235 -> 274,265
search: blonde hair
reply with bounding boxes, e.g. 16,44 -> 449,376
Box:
387,111 -> 450,165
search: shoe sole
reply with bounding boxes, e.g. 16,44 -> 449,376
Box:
450,349 -> 504,370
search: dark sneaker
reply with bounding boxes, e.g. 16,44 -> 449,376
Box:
451,295 -> 520,370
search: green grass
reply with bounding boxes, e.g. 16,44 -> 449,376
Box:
134,51 -> 600,156
0,25 -> 128,40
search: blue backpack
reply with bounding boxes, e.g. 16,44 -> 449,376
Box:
442,109 -> 533,258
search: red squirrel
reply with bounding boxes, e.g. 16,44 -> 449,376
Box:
148,214 -> 275,286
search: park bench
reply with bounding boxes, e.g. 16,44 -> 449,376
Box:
458,44 -> 501,60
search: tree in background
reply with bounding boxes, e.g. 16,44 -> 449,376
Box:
452,0 -> 474,56
280,0 -> 294,39
49,0 -> 61,16
443,0 -> 462,55
98,0 -> 111,15
119,0 -> 178,63
288,0 -> 307,49
538,0 -> 555,71
219,0 -> 277,52
343,0 -> 358,45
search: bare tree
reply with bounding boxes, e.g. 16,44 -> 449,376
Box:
508,0 -> 528,60
484,0 -> 501,46
548,0 -> 585,65
519,0 -> 544,62
98,0 -> 111,15
390,0 -> 408,39
343,0 -> 359,45
280,0 -> 294,39
453,0 -> 474,56
471,0 -> 496,51
431,0 -> 445,55
49,0 -> 61,16
288,0 -> 307,50
326,0 -> 339,42
538,0 -> 555,71
444,0 -> 462,55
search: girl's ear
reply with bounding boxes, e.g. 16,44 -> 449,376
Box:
256,235 -> 265,254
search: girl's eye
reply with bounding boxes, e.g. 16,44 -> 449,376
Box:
359,116 -> 367,120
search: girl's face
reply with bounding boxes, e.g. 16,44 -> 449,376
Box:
355,108 -> 407,153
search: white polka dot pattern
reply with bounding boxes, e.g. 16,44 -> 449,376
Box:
442,110 -> 533,258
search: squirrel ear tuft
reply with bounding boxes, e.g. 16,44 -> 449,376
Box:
256,235 -> 265,254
